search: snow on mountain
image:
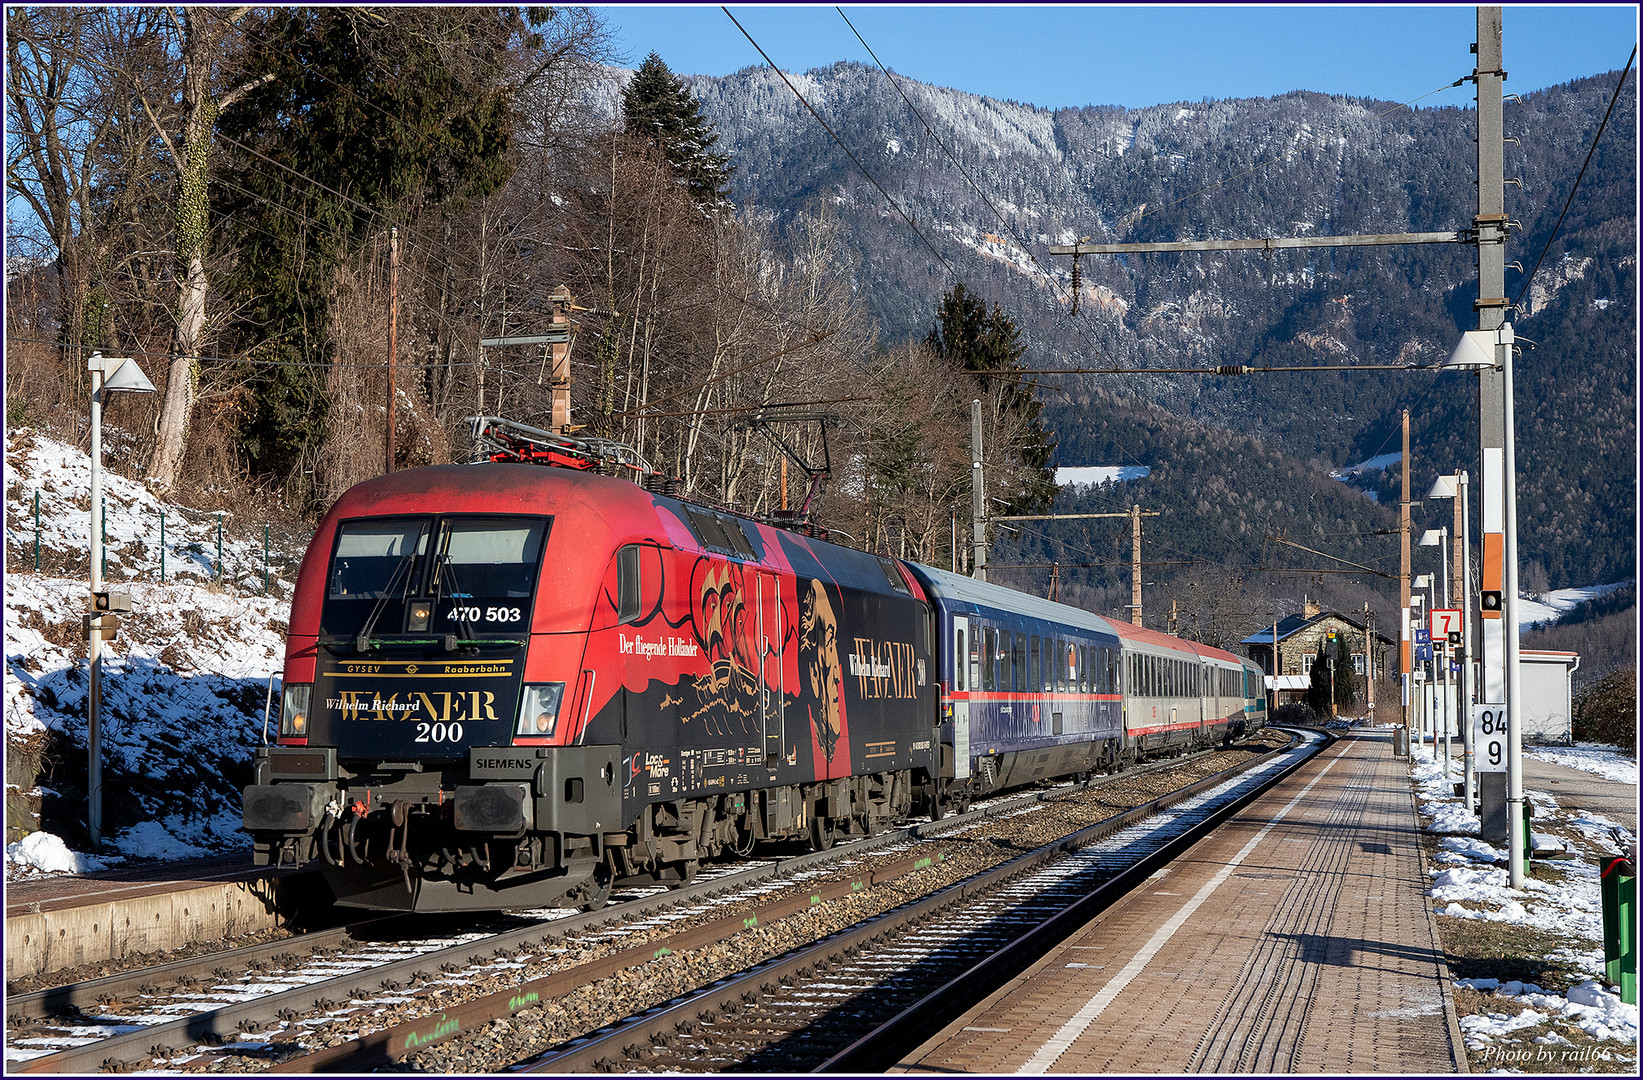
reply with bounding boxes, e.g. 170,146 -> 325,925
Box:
1057,465 -> 1151,488
1516,582 -> 1632,632
1329,451 -> 1402,479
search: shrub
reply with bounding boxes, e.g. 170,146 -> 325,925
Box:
1571,666 -> 1637,754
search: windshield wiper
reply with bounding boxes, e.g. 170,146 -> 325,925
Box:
431,553 -> 481,644
354,554 -> 416,653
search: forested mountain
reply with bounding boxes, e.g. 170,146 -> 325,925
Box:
6,9 -> 1631,634
644,62 -> 1636,593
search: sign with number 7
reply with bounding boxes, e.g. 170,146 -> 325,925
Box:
1430,609 -> 1463,640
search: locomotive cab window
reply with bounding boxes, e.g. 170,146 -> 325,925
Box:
329,518 -> 430,600
321,515 -> 548,640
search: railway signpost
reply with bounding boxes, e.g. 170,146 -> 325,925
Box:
1474,704 -> 1508,772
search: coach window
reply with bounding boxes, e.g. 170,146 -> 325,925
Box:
955,627 -> 966,692
982,628 -> 995,691
969,630 -> 981,690
1029,636 -> 1040,694
1014,633 -> 1026,692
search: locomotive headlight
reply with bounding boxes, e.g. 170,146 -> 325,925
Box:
408,600 -> 432,631
514,683 -> 566,740
280,683 -> 313,741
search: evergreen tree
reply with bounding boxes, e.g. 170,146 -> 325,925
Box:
621,52 -> 732,205
1332,636 -> 1359,710
926,284 -> 1057,513
1306,642 -> 1333,718
215,7 -> 523,484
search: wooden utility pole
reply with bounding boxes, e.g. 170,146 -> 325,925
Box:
1400,409 -> 1412,719
1364,602 -> 1377,713
1131,505 -> 1143,625
984,506 -> 1158,619
971,400 -> 987,581
550,289 -> 573,432
385,227 -> 398,474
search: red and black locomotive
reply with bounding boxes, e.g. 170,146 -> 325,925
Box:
244,454 -> 938,911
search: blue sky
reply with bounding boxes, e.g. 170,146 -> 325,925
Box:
593,4 -> 1639,111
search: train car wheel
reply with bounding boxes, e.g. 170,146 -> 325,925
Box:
809,815 -> 836,851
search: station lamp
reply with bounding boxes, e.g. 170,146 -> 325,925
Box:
87,352 -> 155,850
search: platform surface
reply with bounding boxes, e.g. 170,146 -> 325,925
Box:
897,730 -> 1468,1074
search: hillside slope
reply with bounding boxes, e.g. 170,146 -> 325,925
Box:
649,63 -> 1637,589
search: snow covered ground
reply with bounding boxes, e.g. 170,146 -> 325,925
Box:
5,429 -> 297,877
1524,744 -> 1639,786
1408,743 -> 1638,1066
1329,450 -> 1401,479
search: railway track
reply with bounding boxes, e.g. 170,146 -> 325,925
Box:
4,739 -> 1282,1074
515,729 -> 1323,1073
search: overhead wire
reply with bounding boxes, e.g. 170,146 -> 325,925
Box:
1510,46 -> 1636,312
831,7 -> 1482,543
834,7 -> 1103,353
720,6 -> 963,285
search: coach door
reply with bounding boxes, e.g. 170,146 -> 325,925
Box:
952,617 -> 971,779
758,572 -> 784,765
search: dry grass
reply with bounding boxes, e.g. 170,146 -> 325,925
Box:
1424,828 -> 1637,1073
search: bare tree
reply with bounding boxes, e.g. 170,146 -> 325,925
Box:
138,6 -> 272,492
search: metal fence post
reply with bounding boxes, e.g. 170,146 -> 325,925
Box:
264,525 -> 270,594
101,496 -> 107,579
160,508 -> 166,582
33,490 -> 40,570
216,513 -> 223,580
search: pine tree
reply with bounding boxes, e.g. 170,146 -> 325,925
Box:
1306,642 -> 1333,718
1332,637 -> 1359,710
621,52 -> 732,206
926,284 -> 1057,513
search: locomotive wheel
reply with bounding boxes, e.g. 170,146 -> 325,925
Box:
809,815 -> 837,851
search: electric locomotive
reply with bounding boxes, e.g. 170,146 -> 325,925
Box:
243,459 -> 938,911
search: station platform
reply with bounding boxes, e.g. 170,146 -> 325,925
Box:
896,729 -> 1469,1074
4,856 -> 319,982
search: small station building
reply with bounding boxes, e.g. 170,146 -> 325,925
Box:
1240,602 -> 1395,711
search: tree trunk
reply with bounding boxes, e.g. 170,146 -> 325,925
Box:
147,8 -> 269,491
145,10 -> 216,491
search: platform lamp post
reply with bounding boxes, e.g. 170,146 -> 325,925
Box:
1421,526 -> 1452,776
87,352 -> 155,849
1410,582 -> 1430,749
1448,323 -> 1526,887
1429,473 -> 1475,808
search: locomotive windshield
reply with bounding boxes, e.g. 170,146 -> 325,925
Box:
321,514 -> 549,640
